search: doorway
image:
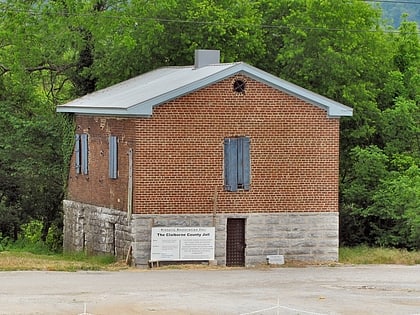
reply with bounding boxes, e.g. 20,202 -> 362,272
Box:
226,218 -> 246,266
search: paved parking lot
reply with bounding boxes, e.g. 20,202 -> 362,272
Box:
1,265 -> 420,315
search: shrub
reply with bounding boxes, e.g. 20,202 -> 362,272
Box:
0,232 -> 11,252
46,224 -> 63,253
10,220 -> 62,254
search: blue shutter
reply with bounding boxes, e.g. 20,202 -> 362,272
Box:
109,136 -> 118,179
224,138 -> 238,192
237,137 -> 251,190
81,134 -> 88,175
237,138 -> 244,186
241,137 -> 251,190
75,134 -> 81,174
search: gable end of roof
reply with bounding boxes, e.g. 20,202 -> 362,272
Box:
57,62 -> 353,118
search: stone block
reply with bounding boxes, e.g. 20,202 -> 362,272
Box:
63,201 -> 339,266
266,255 -> 285,265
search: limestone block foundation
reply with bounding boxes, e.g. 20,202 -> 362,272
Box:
63,200 -> 338,267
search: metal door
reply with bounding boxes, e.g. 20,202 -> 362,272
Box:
226,218 -> 246,266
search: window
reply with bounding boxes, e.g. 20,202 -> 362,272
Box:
224,136 -> 250,192
75,133 -> 88,175
233,79 -> 246,94
109,135 -> 118,179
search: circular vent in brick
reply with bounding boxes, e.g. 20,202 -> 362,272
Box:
233,79 -> 246,94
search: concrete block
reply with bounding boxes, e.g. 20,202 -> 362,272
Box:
266,255 -> 285,265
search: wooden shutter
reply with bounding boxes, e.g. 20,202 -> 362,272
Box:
224,138 -> 238,192
240,137 -> 251,190
109,135 -> 118,179
81,134 -> 88,175
75,134 -> 81,174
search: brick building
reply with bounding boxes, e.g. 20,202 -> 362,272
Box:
57,50 -> 352,267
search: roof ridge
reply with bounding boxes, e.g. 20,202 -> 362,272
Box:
57,62 -> 352,118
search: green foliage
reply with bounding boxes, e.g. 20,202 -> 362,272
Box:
20,220 -> 43,245
339,17 -> 420,249
366,165 -> 420,249
46,224 -> 64,253
0,107 -> 72,242
0,200 -> 21,241
340,246 -> 420,265
381,98 -> 420,156
5,220 -> 62,254
344,146 -> 389,206
340,146 -> 389,247
0,232 -> 11,252
387,21 -> 420,105
341,144 -> 420,249
62,251 -> 116,265
0,0 -> 419,252
262,0 -> 389,98
88,0 -> 266,88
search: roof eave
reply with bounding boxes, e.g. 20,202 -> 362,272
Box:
235,64 -> 353,118
327,106 -> 353,117
56,106 -> 152,117
57,62 -> 353,118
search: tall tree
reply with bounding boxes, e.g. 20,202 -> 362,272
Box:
340,20 -> 420,248
0,0 -> 418,249
0,0 -> 266,242
258,0 -> 419,248
0,0 -> 77,241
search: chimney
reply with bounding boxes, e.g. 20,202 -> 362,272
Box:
194,49 -> 220,69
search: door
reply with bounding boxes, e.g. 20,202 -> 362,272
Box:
226,218 -> 246,266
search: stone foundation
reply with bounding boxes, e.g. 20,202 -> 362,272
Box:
63,200 -> 338,266
63,200 -> 132,259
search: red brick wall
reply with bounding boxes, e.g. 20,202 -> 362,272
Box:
67,116 -> 136,211
67,75 -> 340,215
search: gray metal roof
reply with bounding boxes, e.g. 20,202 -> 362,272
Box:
56,62 -> 353,118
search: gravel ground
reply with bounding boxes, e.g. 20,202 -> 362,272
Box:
0,265 -> 420,315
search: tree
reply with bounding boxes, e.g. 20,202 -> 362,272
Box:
365,164 -> 420,249
0,0 -> 266,243
259,0 -> 392,157
339,19 -> 420,248
379,20 -> 419,110
257,0 -> 419,248
0,0 -> 77,241
0,0 -> 418,250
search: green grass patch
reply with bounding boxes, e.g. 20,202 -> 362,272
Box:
0,250 -> 126,272
2,246 -> 420,271
5,240 -> 55,255
340,246 -> 420,265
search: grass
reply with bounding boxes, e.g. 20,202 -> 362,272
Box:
339,246 -> 420,265
1,246 -> 420,271
0,237 -> 131,271
0,251 -> 129,272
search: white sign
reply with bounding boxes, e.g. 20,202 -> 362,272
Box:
151,227 -> 215,261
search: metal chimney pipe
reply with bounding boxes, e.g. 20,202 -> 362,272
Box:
194,49 -> 220,69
